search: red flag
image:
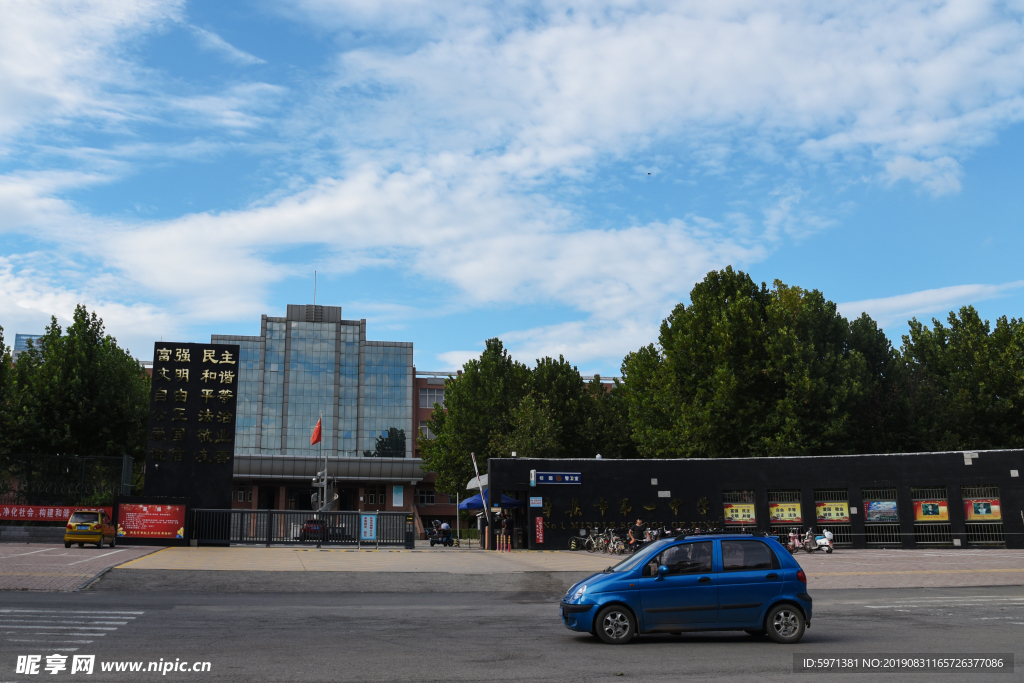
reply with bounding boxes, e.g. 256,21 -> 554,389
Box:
310,418 -> 322,445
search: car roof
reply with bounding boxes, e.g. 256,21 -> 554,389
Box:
681,533 -> 775,540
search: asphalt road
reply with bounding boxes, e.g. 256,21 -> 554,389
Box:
1,585 -> 1022,682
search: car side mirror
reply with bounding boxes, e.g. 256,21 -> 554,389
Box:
657,565 -> 670,578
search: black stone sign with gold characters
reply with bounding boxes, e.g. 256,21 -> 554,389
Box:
144,342 -> 240,509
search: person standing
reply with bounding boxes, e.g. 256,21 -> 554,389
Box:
500,511 -> 513,552
628,518 -> 647,551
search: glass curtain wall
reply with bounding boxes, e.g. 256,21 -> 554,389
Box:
361,343 -> 413,457
261,322 -> 286,454
234,340 -> 262,450
338,323 -> 359,456
284,322 -> 336,455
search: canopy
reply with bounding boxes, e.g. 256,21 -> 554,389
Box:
465,473 -> 488,490
457,488 -> 525,510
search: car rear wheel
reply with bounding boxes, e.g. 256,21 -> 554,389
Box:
765,604 -> 805,644
594,605 -> 636,644
97,536 -> 104,549
110,535 -> 116,548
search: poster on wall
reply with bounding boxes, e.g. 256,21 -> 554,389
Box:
913,500 -> 949,522
117,504 -> 185,539
724,503 -> 756,525
816,502 -> 850,523
963,499 -> 1001,521
769,503 -> 802,524
865,500 -> 899,522
534,516 -> 545,543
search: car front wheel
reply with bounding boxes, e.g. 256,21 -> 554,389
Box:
765,604 -> 805,644
594,605 -> 636,645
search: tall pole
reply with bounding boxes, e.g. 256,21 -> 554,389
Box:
313,270 -> 317,306
470,452 -> 492,550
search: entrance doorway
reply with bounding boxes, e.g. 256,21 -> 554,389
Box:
257,486 -> 276,510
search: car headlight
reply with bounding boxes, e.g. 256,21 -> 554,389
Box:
572,584 -> 587,603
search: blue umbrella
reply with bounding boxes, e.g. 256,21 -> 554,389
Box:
457,488 -> 524,510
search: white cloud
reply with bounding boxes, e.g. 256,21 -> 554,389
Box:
838,281 -> 1024,327
189,26 -> 266,66
6,1 -> 1024,367
884,156 -> 963,195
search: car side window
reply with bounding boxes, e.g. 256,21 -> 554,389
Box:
642,541 -> 713,576
721,540 -> 781,572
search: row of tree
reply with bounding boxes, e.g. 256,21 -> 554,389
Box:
422,267 -> 1024,494
0,306 -> 151,470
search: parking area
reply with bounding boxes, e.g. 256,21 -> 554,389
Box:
0,544 -> 163,592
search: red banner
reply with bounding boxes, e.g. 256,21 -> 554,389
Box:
534,516 -> 545,544
0,505 -> 112,522
117,504 -> 186,539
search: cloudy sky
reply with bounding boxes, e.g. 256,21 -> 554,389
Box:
3,0 -> 1024,373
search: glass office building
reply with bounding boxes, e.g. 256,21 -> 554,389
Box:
213,304 -> 421,511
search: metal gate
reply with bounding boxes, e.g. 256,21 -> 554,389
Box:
191,509 -> 411,547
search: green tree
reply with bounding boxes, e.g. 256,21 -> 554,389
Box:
585,376 -> 638,459
3,305 -> 150,459
531,355 -> 596,458
420,338 -> 531,493
900,307 -> 1024,451
488,393 -> 560,459
621,267 -> 873,458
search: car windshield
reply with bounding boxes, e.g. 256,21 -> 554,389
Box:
604,539 -> 673,573
69,512 -> 99,523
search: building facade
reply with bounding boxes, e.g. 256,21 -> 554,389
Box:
213,304 -> 421,514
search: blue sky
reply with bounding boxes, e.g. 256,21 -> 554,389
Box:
3,0 -> 1024,375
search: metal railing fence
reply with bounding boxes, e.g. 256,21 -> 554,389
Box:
191,509 -> 410,547
913,522 -> 952,544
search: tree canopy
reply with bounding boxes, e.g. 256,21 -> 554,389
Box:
1,305 -> 151,460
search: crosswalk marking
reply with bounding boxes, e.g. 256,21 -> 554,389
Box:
0,609 -> 142,653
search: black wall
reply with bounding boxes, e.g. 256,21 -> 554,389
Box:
144,342 -> 239,510
488,450 -> 1024,549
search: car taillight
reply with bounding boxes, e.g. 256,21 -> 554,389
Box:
797,569 -> 807,583
67,524 -> 73,530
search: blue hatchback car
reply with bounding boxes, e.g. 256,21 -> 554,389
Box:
560,533 -> 812,644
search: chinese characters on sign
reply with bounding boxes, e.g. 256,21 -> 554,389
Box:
815,502 -> 851,523
534,516 -> 545,544
913,500 -> 949,522
117,504 -> 186,539
535,472 -> 582,484
723,503 -> 756,525
145,342 -> 240,509
360,514 -> 377,541
0,506 -> 111,521
769,502 -> 802,524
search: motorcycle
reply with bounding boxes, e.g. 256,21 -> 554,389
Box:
785,529 -> 805,554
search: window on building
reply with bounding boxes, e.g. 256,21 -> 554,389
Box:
417,489 -> 435,505
236,485 -> 251,503
420,388 -> 445,409
419,421 -> 435,439
365,485 -> 386,505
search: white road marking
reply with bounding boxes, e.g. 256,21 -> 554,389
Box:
5,639 -> 94,644
0,626 -> 118,631
0,619 -> 128,625
6,548 -> 57,557
67,549 -> 126,565
0,610 -> 142,615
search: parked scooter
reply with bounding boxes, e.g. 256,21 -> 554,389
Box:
806,528 -> 834,553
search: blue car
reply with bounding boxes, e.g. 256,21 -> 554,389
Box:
559,533 -> 812,644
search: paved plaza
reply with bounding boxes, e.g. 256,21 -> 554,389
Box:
0,544 -> 162,591
2,543 -> 1023,592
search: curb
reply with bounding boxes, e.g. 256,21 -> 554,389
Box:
75,566 -> 113,592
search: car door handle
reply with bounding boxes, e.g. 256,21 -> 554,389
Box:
698,576 -> 711,584
766,573 -> 779,580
